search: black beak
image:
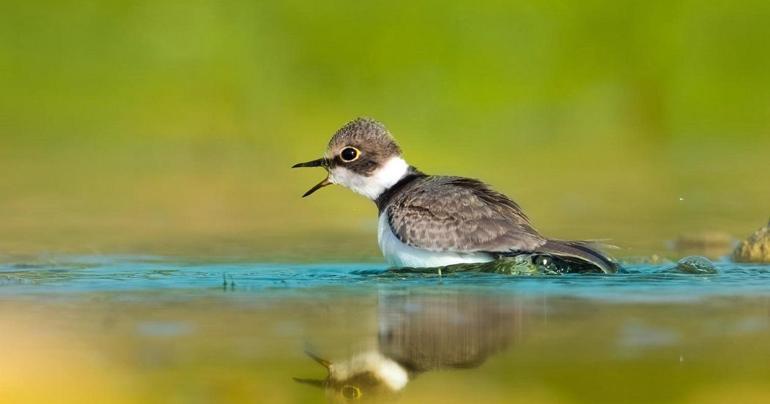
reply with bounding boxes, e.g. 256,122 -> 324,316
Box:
292,158 -> 327,168
304,350 -> 332,369
292,158 -> 332,197
300,178 -> 332,198
292,350 -> 331,389
292,377 -> 326,388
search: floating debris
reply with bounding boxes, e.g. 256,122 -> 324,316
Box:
222,273 -> 236,291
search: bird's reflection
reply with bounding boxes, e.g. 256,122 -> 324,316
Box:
294,291 -> 524,402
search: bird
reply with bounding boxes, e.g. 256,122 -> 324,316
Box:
293,118 -> 618,273
293,292 -> 520,401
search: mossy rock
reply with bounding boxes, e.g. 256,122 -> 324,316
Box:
674,256 -> 718,274
732,219 -> 770,263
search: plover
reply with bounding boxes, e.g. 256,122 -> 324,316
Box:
293,118 -> 617,273
294,293 -> 518,399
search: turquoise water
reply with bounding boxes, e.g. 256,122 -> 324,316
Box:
2,256 -> 769,299
2,256 -> 770,403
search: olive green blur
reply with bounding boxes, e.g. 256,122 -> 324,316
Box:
1,0 -> 769,259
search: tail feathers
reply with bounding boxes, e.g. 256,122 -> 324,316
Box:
535,240 -> 619,274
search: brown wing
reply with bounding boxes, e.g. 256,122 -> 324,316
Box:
385,177 -> 546,253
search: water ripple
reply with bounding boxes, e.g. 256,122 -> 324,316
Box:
0,255 -> 769,302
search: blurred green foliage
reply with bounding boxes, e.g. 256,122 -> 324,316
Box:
1,1 -> 768,258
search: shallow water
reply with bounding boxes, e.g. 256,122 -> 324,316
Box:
2,256 -> 770,403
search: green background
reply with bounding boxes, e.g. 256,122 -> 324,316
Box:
1,0 -> 768,260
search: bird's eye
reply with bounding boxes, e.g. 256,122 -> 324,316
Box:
340,147 -> 360,162
341,385 -> 361,399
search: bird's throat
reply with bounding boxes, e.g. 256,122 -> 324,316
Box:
331,157 -> 411,200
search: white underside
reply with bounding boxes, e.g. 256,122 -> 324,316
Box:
377,214 -> 493,268
329,351 -> 409,392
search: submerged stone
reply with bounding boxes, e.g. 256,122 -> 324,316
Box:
733,219 -> 770,263
675,256 -> 718,274
493,254 -> 602,275
446,255 -> 540,275
500,255 -> 541,275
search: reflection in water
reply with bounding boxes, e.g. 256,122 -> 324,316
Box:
295,291 -> 521,402
3,259 -> 770,402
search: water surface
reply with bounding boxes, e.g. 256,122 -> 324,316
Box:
1,256 -> 769,403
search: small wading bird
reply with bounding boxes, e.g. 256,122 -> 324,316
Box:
293,293 -> 518,401
293,118 -> 617,273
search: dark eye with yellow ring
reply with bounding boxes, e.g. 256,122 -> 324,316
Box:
340,147 -> 360,162
341,385 -> 361,399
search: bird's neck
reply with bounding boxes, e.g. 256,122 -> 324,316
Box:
343,156 -> 408,200
373,156 -> 411,192
374,162 -> 426,211
330,156 -> 419,200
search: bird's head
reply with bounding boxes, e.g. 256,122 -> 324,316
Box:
293,118 -> 409,200
293,350 -> 408,403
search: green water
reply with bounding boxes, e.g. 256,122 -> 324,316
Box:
1,256 -> 769,403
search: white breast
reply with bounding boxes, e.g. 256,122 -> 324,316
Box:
329,351 -> 409,392
377,213 -> 493,268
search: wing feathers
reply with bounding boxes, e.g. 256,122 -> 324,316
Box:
385,176 -> 545,253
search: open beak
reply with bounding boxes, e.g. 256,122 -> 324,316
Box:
292,377 -> 326,388
292,350 -> 331,389
292,158 -> 327,168
292,158 -> 332,197
304,350 -> 332,369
